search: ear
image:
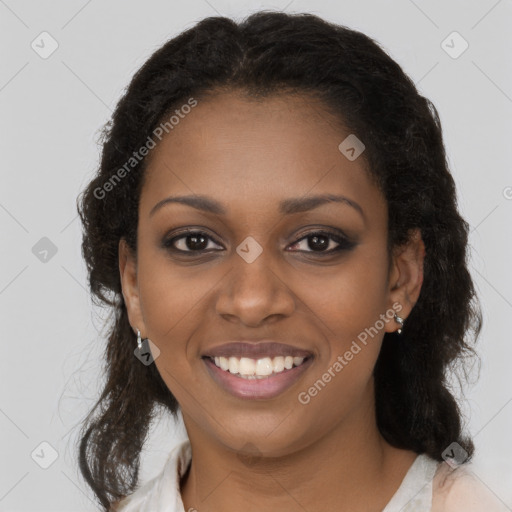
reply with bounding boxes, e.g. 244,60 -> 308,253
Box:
119,238 -> 147,336
384,228 -> 426,333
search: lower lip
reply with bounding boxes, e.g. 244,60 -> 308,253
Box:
203,356 -> 313,400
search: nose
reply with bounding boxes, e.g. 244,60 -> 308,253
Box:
215,250 -> 296,327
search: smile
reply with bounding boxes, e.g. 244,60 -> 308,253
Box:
202,355 -> 313,399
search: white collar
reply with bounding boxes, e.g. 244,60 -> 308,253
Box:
382,453 -> 439,511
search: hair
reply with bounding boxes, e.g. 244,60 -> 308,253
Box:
76,10 -> 482,510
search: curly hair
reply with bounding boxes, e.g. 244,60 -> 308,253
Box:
76,10 -> 482,510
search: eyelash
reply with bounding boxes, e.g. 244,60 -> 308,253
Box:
161,228 -> 356,256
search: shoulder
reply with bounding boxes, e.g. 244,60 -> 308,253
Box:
431,459 -> 509,512
113,439 -> 192,512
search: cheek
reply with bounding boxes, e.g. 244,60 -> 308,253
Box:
299,246 -> 390,343
137,253 -> 207,404
136,242 -> 210,340
300,246 -> 390,396
296,270 -> 388,425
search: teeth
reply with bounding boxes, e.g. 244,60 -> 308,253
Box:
211,355 -> 306,377
293,356 -> 304,366
219,357 -> 229,371
228,357 -> 239,374
239,357 -> 256,375
273,356 -> 285,373
256,357 -> 273,376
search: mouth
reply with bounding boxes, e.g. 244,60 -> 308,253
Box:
201,345 -> 314,400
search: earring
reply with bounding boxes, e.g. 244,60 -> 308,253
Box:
136,329 -> 142,350
394,314 -> 404,334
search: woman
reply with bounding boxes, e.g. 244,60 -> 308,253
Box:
76,11 -> 506,512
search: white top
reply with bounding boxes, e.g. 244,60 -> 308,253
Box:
114,439 -> 509,511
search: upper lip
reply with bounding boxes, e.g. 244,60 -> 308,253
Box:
202,341 -> 313,359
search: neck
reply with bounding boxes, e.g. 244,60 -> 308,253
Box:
179,392 -> 417,512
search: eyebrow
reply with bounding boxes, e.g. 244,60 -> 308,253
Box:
149,193 -> 365,221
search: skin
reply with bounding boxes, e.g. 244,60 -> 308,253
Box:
119,90 -> 426,511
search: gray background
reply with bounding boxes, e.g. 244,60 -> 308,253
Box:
1,0 -> 511,510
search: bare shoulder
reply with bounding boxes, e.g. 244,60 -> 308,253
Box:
431,461 -> 509,512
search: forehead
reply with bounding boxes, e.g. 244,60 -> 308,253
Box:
140,91 -> 385,221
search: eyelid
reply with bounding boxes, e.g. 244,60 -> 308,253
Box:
292,226 -> 352,243
162,226 -> 356,255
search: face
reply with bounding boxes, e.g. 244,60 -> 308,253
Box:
119,90 -> 424,457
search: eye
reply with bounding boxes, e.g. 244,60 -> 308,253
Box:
287,230 -> 356,254
162,229 -> 223,253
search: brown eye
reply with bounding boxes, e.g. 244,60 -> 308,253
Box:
287,230 -> 356,254
162,230 -> 223,253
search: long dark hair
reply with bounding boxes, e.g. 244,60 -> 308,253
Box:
76,11 -> 482,510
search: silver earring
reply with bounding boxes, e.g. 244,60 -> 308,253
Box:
136,329 -> 142,350
394,314 -> 404,334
